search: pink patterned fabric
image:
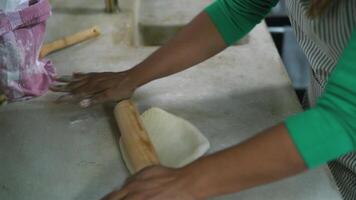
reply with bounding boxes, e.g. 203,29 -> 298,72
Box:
0,0 -> 55,102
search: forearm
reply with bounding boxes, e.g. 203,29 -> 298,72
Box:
183,123 -> 306,199
128,12 -> 227,87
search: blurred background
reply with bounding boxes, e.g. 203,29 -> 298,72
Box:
267,1 -> 310,105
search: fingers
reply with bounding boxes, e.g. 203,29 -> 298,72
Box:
52,73 -> 107,96
64,90 -> 112,108
89,93 -> 108,106
55,73 -> 88,83
102,166 -> 176,200
123,166 -> 169,189
50,74 -> 88,92
50,71 -> 134,107
124,171 -> 149,186
50,82 -> 96,98
51,75 -> 95,96
55,75 -> 75,83
72,72 -> 89,79
49,84 -> 71,92
77,90 -> 113,108
89,89 -> 131,106
101,189 -> 128,200
122,193 -> 152,200
66,79 -> 89,91
70,83 -> 98,98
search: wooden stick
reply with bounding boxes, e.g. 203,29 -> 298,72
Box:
39,26 -> 101,58
114,100 -> 160,173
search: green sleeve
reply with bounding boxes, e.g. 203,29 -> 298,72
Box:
205,0 -> 279,45
285,30 -> 356,168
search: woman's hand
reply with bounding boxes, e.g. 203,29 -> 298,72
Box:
50,12 -> 227,107
50,71 -> 137,107
102,166 -> 202,200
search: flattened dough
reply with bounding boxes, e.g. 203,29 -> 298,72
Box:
119,107 -> 210,174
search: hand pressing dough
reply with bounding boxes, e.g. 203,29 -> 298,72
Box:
119,107 -> 210,174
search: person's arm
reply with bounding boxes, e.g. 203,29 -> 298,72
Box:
285,29 -> 356,168
132,0 -> 279,86
183,125 -> 306,198
197,29 -> 356,197
51,0 -> 278,106
126,12 -> 227,88
102,30 -> 356,200
102,124 -> 305,200
51,12 -> 226,104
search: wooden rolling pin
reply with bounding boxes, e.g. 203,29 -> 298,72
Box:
39,26 -> 101,58
114,100 -> 160,173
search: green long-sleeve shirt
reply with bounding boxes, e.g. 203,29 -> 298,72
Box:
205,0 -> 356,168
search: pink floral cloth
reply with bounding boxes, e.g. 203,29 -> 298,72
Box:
0,0 -> 55,102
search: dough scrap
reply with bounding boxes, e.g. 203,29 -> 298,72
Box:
119,107 -> 210,174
